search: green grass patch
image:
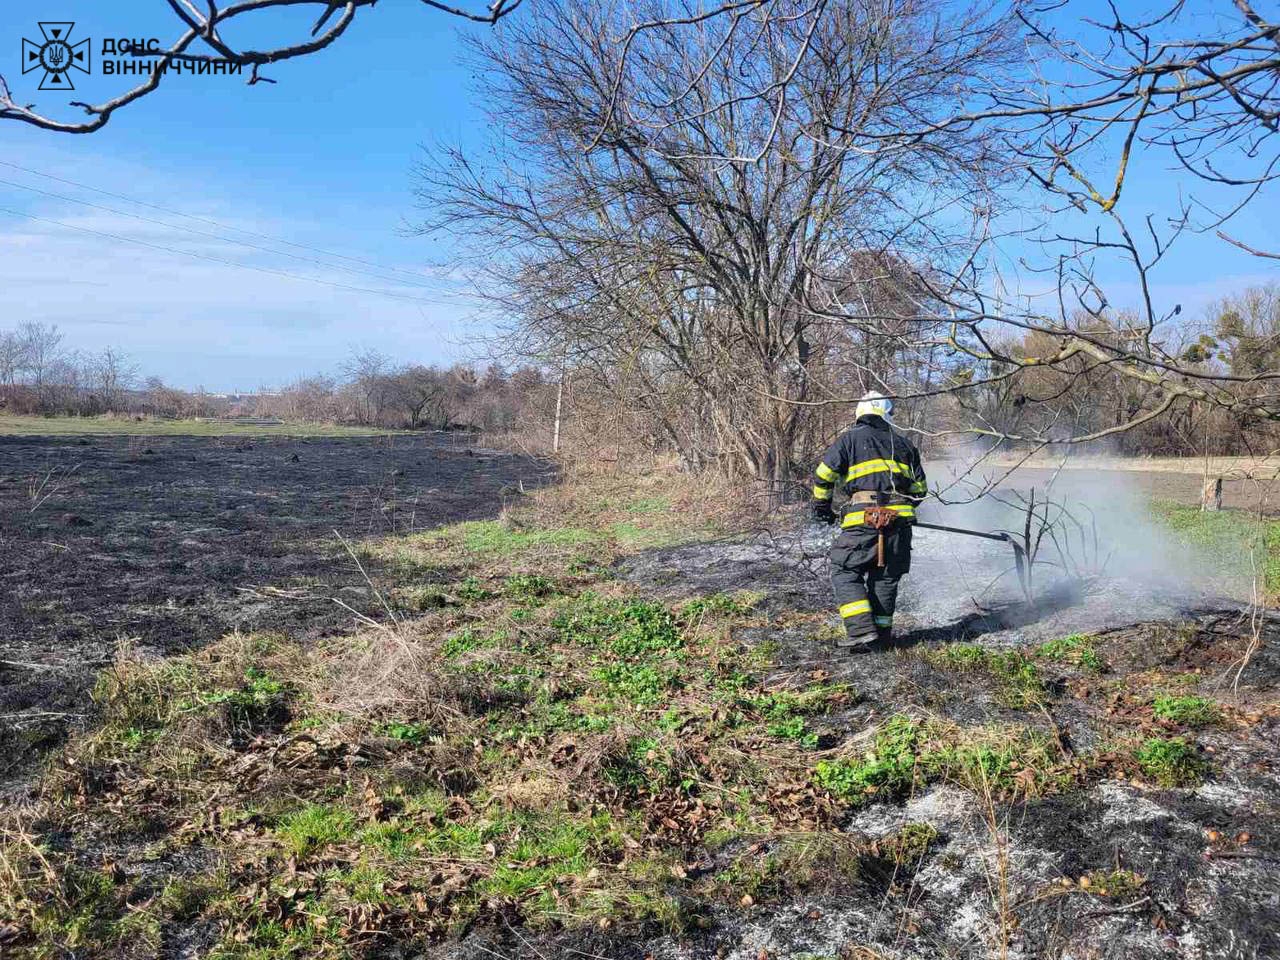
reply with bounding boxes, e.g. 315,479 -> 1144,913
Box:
747,683 -> 854,749
378,720 -> 436,744
1152,694 -> 1221,727
921,644 -> 1046,707
1150,500 -> 1280,599
442,627 -> 504,658
704,832 -> 863,903
679,591 -> 764,620
813,715 -> 1066,806
1035,633 -> 1104,671
457,521 -> 599,556
275,804 -> 358,858
1134,736 -> 1206,786
503,573 -> 558,602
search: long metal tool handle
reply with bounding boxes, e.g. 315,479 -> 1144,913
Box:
913,520 -> 1012,543
915,520 -> 1032,600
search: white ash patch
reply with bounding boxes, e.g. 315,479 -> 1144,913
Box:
847,786 -> 979,839
1193,778 -> 1267,811
1095,780 -> 1179,827
904,785 -> 980,828
945,899 -> 998,950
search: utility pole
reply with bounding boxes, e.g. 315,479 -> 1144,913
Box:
552,341 -> 567,454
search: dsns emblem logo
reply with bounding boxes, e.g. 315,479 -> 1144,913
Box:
22,22 -> 90,91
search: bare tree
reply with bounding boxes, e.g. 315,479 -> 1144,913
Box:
17,322 -> 64,405
508,1 -> 1276,458
386,365 -> 450,429
87,346 -> 139,411
416,0 -> 1016,491
1,0 -> 520,133
0,329 -> 31,389
340,348 -> 391,425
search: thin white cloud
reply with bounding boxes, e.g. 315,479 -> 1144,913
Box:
0,178 -> 484,390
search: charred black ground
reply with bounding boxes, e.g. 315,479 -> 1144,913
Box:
0,434 -> 552,778
1,448 -> 1277,960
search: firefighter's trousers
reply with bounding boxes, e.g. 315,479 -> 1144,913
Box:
829,522 -> 912,639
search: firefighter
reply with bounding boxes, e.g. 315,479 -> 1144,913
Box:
811,391 -> 927,650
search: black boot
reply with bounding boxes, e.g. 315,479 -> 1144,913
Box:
835,630 -> 879,652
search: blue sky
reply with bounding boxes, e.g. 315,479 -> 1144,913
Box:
1,0 -> 492,390
0,0 -> 1276,390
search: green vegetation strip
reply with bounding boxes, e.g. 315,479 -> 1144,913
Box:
1150,499 -> 1280,599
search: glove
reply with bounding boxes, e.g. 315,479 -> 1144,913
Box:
812,501 -> 837,526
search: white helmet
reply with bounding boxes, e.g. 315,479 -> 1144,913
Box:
855,390 -> 893,421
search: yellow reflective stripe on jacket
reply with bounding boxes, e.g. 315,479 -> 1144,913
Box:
812,485 -> 833,500
845,458 -> 914,482
841,503 -> 916,528
839,599 -> 871,619
815,462 -> 838,482
909,480 -> 928,495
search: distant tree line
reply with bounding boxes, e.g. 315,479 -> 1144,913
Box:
260,350 -> 553,434
0,322 -> 141,416
0,324 -> 554,438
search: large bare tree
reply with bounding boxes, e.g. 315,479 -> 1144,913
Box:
415,0 -> 1016,491
619,1 -> 1280,451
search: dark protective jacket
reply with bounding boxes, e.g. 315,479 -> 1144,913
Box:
812,415 -> 927,530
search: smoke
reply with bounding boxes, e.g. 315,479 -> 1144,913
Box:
902,456 -> 1246,635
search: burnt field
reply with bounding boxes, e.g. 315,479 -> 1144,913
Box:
0,433 -> 552,778
3,460 -> 1280,959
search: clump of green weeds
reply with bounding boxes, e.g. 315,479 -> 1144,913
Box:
1135,736 -> 1206,786
813,715 -> 922,804
814,715 -> 1066,806
503,573 -> 557,602
593,661 -> 673,705
749,683 -> 853,749
1152,694 -> 1220,727
554,593 -> 682,655
378,720 -> 435,744
456,576 -> 492,602
1035,633 -> 1104,671
441,627 -> 494,658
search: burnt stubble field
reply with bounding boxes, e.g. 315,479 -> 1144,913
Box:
0,433 -> 549,779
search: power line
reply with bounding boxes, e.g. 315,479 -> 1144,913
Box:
0,176 -> 447,292
0,158 -> 436,285
0,206 -> 448,305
